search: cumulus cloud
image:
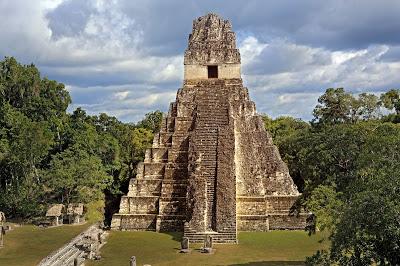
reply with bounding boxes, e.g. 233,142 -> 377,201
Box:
1,0 -> 400,122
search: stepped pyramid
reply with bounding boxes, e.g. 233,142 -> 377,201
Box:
111,13 -> 308,243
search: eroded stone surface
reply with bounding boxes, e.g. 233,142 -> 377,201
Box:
180,237 -> 190,253
111,13 -> 307,243
38,224 -> 107,266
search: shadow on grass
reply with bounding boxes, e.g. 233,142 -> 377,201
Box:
161,231 -> 183,242
229,261 -> 304,266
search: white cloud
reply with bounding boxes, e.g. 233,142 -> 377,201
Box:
1,1 -> 400,122
244,38 -> 400,92
239,36 -> 267,66
331,50 -> 368,65
114,91 -> 130,100
41,0 -> 64,10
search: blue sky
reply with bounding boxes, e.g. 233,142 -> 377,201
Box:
1,0 -> 400,122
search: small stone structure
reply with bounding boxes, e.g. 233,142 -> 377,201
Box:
111,13 -> 308,243
130,256 -> 136,266
67,203 -> 85,224
202,235 -> 214,253
180,237 -> 190,253
0,211 -> 5,248
46,204 -> 64,226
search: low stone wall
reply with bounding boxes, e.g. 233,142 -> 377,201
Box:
156,215 -> 185,231
112,213 -> 185,232
115,214 -> 157,231
266,195 -> 298,212
236,195 -> 308,231
237,197 -> 266,215
268,213 -> 308,230
237,214 -> 308,231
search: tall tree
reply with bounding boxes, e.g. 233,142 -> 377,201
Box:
312,88 -> 380,125
43,148 -> 112,204
136,110 -> 163,133
380,89 -> 400,115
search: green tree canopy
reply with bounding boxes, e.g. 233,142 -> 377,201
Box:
136,110 -> 163,133
43,147 -> 112,204
312,88 -> 380,125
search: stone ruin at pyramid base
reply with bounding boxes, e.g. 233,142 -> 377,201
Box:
111,14 -> 308,243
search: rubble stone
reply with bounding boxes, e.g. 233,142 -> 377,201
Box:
38,224 -> 107,266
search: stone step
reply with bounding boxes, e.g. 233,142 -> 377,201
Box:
161,179 -> 188,184
159,196 -> 186,201
140,174 -> 164,180
143,163 -> 165,176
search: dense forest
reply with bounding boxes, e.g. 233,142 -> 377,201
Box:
0,57 -> 163,223
264,88 -> 400,265
1,57 -> 399,264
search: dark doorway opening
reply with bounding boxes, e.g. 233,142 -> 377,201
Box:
207,65 -> 218,78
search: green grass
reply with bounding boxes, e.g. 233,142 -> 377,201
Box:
0,223 -> 89,266
87,231 -> 329,266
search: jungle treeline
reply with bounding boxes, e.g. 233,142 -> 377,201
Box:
0,57 -> 163,223
1,57 -> 399,264
264,88 -> 400,265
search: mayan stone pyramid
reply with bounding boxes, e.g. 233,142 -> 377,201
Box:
111,13 -> 307,243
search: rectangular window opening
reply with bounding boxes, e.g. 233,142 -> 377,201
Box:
207,65 -> 218,79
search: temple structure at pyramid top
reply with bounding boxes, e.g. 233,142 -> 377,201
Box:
184,13 -> 241,80
111,13 -> 307,243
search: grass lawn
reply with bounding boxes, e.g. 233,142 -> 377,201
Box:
0,223 -> 90,266
87,231 -> 329,266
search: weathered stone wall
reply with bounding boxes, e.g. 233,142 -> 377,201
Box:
218,64 -> 241,79
184,65 -> 207,80
120,214 -> 156,230
236,196 -> 307,231
237,197 -> 266,216
184,64 -> 241,80
233,111 -> 299,197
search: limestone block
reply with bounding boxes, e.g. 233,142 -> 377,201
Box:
110,215 -> 121,230
184,65 -> 207,80
144,163 -> 165,176
218,64 -> 241,79
120,214 -> 157,230
128,196 -> 159,214
236,197 -> 266,215
119,197 -> 129,213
